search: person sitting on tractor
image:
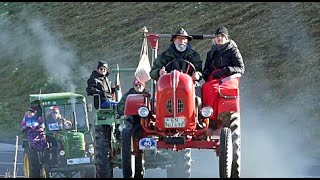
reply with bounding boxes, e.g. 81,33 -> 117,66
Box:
201,26 -> 245,131
117,78 -> 147,117
86,60 -> 118,109
202,26 -> 245,82
46,106 -> 68,127
21,106 -> 48,151
149,28 -> 203,82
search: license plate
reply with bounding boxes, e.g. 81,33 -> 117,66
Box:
67,157 -> 91,165
164,117 -> 186,128
139,138 -> 157,150
48,123 -> 60,131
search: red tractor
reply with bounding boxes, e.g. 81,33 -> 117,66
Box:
119,27 -> 241,178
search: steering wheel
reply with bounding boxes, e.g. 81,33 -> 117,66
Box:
165,59 -> 197,75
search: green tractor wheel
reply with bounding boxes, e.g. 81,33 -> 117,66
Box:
219,127 -> 233,178
40,164 -> 50,178
23,149 -> 40,178
95,125 -> 113,178
80,165 -> 96,178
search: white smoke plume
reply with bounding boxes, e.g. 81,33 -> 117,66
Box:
0,10 -> 90,93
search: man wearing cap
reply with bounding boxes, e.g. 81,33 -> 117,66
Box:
117,78 -> 147,117
202,26 -> 245,81
150,28 -> 203,81
86,61 -> 118,109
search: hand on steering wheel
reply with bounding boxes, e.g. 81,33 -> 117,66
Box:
164,59 -> 198,80
159,66 -> 167,76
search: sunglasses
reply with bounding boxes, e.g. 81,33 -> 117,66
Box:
99,67 -> 107,71
134,84 -> 142,87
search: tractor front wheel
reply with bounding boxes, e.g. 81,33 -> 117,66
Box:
219,127 -> 233,178
121,126 -> 135,178
23,148 -> 40,178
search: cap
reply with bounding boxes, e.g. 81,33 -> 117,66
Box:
28,107 -> 36,113
97,61 -> 108,70
133,78 -> 146,88
215,26 -> 229,37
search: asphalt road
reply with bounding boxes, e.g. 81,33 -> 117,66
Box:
0,143 -> 219,178
1,142 -> 319,178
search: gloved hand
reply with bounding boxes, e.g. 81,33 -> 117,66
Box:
159,66 -> 167,76
212,68 -> 228,79
192,71 -> 201,81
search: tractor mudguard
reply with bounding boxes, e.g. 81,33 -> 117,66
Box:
124,94 -> 145,116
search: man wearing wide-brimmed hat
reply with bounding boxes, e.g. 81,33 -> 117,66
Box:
150,28 -> 202,81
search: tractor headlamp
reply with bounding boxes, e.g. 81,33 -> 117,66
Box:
138,107 -> 149,118
88,145 -> 94,154
201,106 -> 213,118
59,150 -> 65,156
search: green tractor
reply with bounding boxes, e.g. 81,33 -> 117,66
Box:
22,92 -> 96,178
92,65 -> 133,178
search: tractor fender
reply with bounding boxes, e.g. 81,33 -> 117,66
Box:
124,94 -> 145,116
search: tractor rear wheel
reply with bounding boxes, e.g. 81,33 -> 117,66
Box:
121,126 -> 135,178
219,127 -> 233,178
80,165 -> 96,178
95,125 -> 113,178
167,148 -> 192,178
23,148 -> 40,178
230,112 -> 241,178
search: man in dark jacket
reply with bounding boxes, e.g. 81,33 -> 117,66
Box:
86,61 -> 117,109
150,28 -> 203,82
117,78 -> 146,116
202,26 -> 245,82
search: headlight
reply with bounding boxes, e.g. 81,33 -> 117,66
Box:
201,106 -> 213,118
88,145 -> 94,154
118,123 -> 127,132
59,150 -> 65,156
138,107 -> 149,118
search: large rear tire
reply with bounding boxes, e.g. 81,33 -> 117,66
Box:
23,149 -> 40,178
167,148 -> 192,178
230,112 -> 241,178
40,164 -> 50,178
80,165 -> 96,178
95,125 -> 113,178
121,126 -> 135,178
219,127 -> 233,178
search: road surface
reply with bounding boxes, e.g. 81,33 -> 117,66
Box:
1,142 -> 319,178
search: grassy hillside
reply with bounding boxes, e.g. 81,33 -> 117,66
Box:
0,2 -> 319,154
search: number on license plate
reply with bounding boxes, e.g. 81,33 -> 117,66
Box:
164,117 -> 185,128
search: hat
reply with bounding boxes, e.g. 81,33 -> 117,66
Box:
133,78 -> 145,88
97,61 -> 108,70
51,106 -> 60,113
215,27 -> 229,37
28,107 -> 36,113
171,28 -> 193,42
